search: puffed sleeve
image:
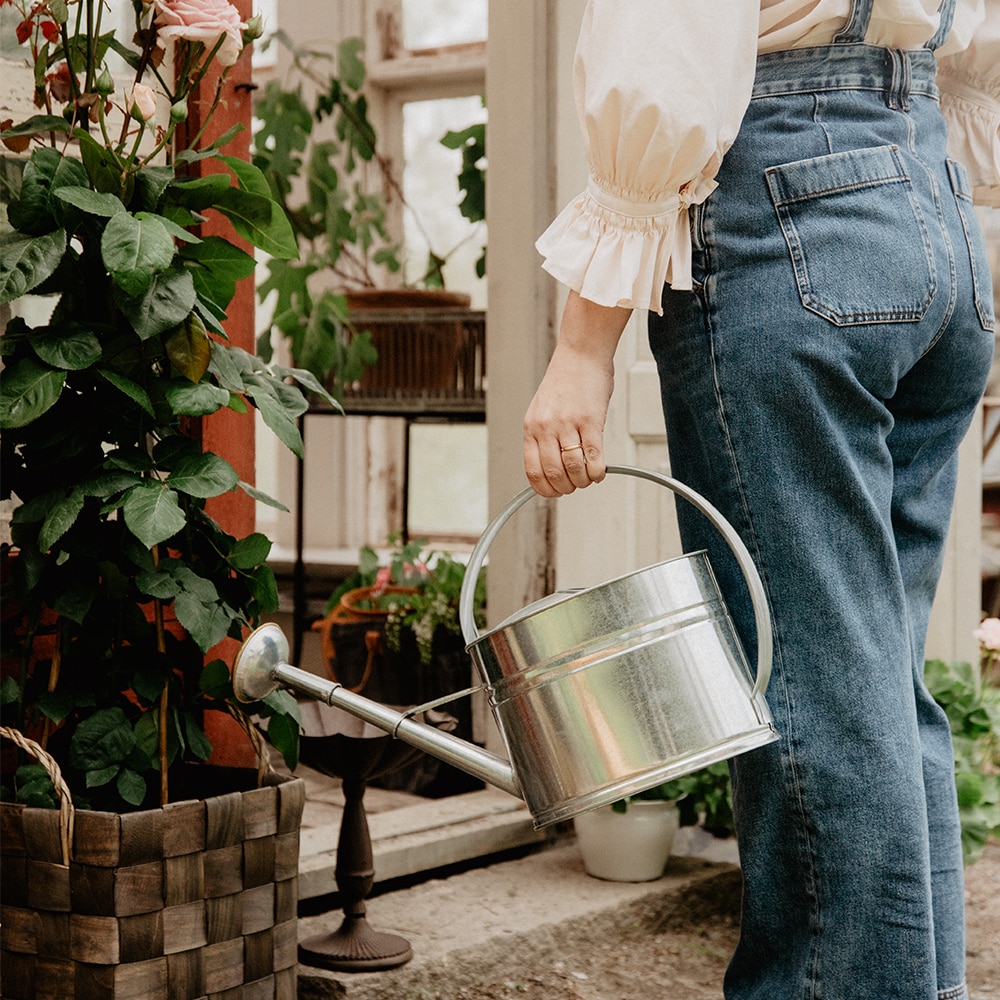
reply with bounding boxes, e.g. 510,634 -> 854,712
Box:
536,1 -> 760,313
937,0 -> 1000,197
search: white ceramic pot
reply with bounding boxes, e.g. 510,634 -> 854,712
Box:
574,800 -> 680,882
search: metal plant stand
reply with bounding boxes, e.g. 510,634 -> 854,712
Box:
295,701 -> 456,972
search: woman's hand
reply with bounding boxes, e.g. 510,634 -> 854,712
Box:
523,291 -> 632,497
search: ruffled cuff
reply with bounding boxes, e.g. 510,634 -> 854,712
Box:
939,75 -> 1000,195
535,176 -> 714,315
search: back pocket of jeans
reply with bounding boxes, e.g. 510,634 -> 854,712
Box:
765,145 -> 936,326
947,158 -> 995,333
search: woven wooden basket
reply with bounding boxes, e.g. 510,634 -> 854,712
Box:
0,723 -> 305,1000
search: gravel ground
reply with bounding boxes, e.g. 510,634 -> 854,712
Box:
426,841 -> 1000,1000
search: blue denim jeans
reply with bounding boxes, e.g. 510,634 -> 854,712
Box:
649,44 -> 994,1000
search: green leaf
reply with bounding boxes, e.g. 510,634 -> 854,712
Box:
136,211 -> 201,244
200,659 -> 233,699
166,173 -> 232,210
32,323 -> 102,370
165,314 -> 212,382
166,452 -> 239,499
180,236 -> 255,317
276,362 -> 340,411
218,154 -> 274,199
117,768 -> 147,807
164,380 -> 231,416
0,228 -> 68,303
102,213 -> 177,297
264,710 -> 300,771
134,166 -> 175,213
0,357 -> 66,428
244,380 -> 304,459
69,708 -> 135,770
38,489 -> 84,550
209,340 -> 252,391
54,186 -> 126,218
248,563 -> 279,612
86,764 -> 119,788
118,268 -> 197,341
1,675 -> 22,706
237,480 -> 289,511
97,369 -> 155,416
182,712 -> 213,761
174,590 -> 232,651
213,187 -> 298,260
338,36 -> 367,92
121,482 -> 186,548
51,575 -> 94,625
230,532 -> 272,569
8,147 -> 88,235
1,115 -> 71,139
76,129 -> 127,197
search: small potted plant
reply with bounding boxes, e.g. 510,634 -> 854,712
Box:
574,763 -> 735,882
310,537 -> 486,795
251,33 -> 483,402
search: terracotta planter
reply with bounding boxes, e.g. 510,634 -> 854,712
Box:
0,730 -> 305,1000
574,800 -> 680,882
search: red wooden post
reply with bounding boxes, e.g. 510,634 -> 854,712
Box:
176,1 -> 261,768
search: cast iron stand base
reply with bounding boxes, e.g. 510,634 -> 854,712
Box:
297,775 -> 414,972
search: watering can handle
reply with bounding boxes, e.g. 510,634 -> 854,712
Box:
458,465 -> 773,700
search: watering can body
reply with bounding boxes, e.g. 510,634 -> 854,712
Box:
234,466 -> 779,829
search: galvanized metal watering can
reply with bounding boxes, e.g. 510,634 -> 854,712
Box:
233,466 -> 779,828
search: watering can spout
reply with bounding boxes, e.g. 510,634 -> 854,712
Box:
232,624 -> 521,800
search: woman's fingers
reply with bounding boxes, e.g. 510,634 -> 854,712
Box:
522,292 -> 630,497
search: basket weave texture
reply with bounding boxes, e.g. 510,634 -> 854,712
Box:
0,758 -> 305,1000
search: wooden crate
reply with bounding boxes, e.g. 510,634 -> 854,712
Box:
0,770 -> 305,1000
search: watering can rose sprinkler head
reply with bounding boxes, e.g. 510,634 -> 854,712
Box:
234,466 -> 778,829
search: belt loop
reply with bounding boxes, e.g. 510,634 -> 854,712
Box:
884,49 -> 900,110
883,49 -> 911,112
898,50 -> 912,111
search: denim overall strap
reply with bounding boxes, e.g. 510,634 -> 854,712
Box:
926,0 -> 957,51
834,0 -> 956,48
833,0 -> 874,42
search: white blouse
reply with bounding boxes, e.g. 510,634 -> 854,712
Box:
536,0 -> 1000,314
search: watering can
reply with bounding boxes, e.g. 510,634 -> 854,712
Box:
233,466 -> 779,829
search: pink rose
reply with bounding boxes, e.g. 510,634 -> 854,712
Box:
129,82 -> 157,122
154,0 -> 247,67
975,617 -> 1000,652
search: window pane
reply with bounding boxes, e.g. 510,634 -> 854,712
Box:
403,96 -> 487,308
402,0 -> 487,50
407,424 -> 488,538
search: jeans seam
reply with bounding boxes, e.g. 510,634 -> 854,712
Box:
699,278 -> 827,997
911,154 -> 957,359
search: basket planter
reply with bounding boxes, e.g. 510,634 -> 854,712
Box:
574,800 -> 680,882
0,752 -> 305,1000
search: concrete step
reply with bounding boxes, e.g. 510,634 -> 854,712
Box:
298,786 -> 551,900
295,836 -> 740,999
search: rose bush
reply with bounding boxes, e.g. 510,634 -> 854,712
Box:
0,0 -> 323,811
